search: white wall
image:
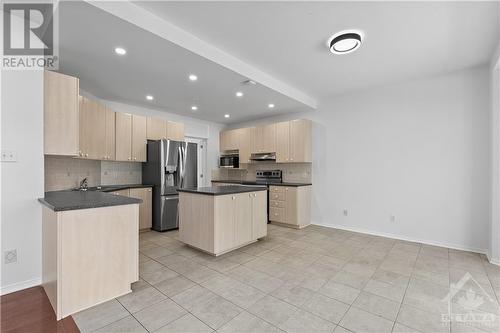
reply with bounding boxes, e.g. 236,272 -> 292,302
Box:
490,41 -> 500,263
1,69 -> 44,294
231,66 -> 491,253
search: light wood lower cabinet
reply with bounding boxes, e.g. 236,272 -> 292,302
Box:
269,185 -> 311,228
111,188 -> 152,230
42,204 -> 139,320
129,188 -> 152,230
44,70 -> 79,156
179,190 -> 267,255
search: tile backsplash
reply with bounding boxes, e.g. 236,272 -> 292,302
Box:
45,156 -> 101,191
44,156 -> 142,191
212,162 -> 311,183
100,161 -> 142,186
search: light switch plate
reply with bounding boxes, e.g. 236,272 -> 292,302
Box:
1,150 -> 17,162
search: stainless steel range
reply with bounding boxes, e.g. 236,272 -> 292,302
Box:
241,170 -> 282,222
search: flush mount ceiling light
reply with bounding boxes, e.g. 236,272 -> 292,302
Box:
146,95 -> 154,101
268,103 -> 275,109
327,30 -> 364,55
191,106 -> 198,111
224,114 -> 230,118
189,74 -> 198,81
236,91 -> 244,97
114,47 -> 127,55
243,79 -> 257,85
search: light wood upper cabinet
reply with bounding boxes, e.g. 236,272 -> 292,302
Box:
220,129 -> 239,152
79,96 -> 106,160
238,127 -> 254,164
290,119 -> 312,162
276,121 -> 290,163
167,121 -> 185,141
253,124 -> 276,153
129,188 -> 152,230
44,70 -> 79,156
115,113 -> 132,161
104,108 -> 116,160
132,115 -> 147,162
146,117 -> 167,140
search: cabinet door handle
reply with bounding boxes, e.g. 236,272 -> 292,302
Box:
85,153 -> 88,157
232,196 -> 235,200
134,157 -> 137,161
128,157 -> 131,160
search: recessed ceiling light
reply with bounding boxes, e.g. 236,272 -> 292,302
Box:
327,30 -> 364,55
191,106 -> 198,111
268,103 -> 275,109
114,47 -> 126,55
236,91 -> 244,97
146,95 -> 154,101
189,74 -> 198,81
243,79 -> 257,85
224,114 -> 230,118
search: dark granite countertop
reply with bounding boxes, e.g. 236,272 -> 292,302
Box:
211,180 -> 312,187
178,185 -> 268,196
39,188 -> 144,212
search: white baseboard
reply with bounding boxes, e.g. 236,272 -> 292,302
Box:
0,277 -> 41,296
311,221 -> 488,255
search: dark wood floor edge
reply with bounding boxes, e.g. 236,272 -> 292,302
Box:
61,316 -> 80,333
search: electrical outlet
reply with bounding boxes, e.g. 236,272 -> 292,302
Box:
390,215 -> 396,223
4,249 -> 17,264
1,150 -> 17,162
343,209 -> 348,216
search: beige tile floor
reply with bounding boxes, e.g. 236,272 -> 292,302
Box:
74,224 -> 500,333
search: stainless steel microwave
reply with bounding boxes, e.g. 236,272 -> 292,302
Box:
220,154 -> 239,168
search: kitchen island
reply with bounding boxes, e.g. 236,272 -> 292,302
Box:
178,186 -> 268,256
39,190 -> 141,320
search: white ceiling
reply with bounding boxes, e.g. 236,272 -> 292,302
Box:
136,1 -> 500,100
57,1 -> 313,124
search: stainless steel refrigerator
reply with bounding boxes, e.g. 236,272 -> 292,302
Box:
142,139 -> 198,231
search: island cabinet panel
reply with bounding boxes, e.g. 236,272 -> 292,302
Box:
252,191 -> 268,239
166,121 -> 185,141
179,193 -> 215,253
44,70 -> 79,156
147,117 -> 167,140
179,190 -> 267,256
42,204 -> 139,320
132,115 -> 147,162
115,113 -> 132,161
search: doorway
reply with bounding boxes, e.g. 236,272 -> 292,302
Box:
185,137 -> 208,187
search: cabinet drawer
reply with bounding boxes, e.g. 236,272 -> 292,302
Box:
270,192 -> 285,201
269,186 -> 285,194
269,200 -> 285,208
269,207 -> 285,223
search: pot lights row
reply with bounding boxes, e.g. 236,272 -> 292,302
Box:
114,47 -> 276,118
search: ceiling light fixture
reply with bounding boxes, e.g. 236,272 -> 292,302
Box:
243,79 -> 257,85
268,103 -> 275,109
236,92 -> 244,97
327,30 -> 364,55
146,95 -> 154,101
224,114 -> 230,118
189,74 -> 198,81
114,47 -> 127,55
191,106 -> 198,111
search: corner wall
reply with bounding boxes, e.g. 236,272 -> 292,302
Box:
490,42 -> 500,263
1,70 -> 44,294
231,66 -> 491,253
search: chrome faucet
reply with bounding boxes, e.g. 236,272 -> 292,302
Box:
79,177 -> 88,191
